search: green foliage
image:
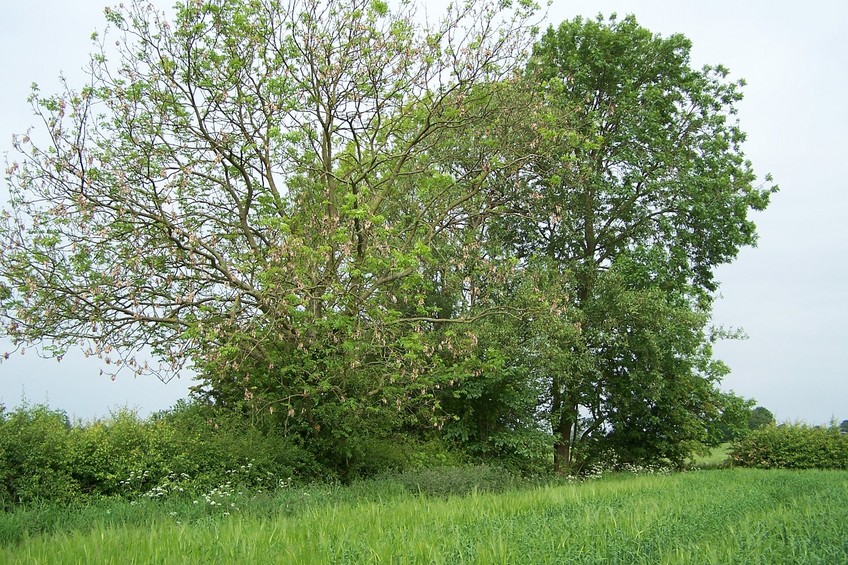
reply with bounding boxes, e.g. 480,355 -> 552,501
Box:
0,0 -> 539,471
0,400 -> 511,506
437,285 -> 556,475
68,409 -> 175,497
0,404 -> 78,506
730,423 -> 848,469
580,269 -> 730,469
708,391 -> 756,443
154,403 -> 323,490
483,13 -> 777,472
748,405 -> 775,430
0,402 -> 321,506
0,1 -> 775,477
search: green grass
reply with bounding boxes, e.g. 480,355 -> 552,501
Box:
2,469 -> 847,563
689,442 -> 733,467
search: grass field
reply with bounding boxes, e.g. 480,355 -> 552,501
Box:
689,443 -> 733,467
2,469 -> 846,564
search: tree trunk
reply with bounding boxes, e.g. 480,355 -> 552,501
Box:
553,414 -> 574,475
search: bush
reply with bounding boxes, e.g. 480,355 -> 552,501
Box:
0,401 -> 324,506
730,423 -> 848,469
136,401 -> 322,493
0,404 -> 80,506
343,436 -> 471,479
0,400 -> 536,506
68,409 -> 178,497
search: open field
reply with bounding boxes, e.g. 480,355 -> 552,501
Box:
2,469 -> 846,564
689,443 -> 733,467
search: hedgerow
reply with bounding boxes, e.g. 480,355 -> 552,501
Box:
0,401 -> 479,506
0,402 -> 319,506
730,423 -> 848,469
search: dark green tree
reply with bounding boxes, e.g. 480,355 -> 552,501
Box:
748,406 -> 775,431
493,14 -> 776,472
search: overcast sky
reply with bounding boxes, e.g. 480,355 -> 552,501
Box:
1,1 -> 845,424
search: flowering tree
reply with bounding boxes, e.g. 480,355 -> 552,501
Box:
1,4 -> 776,473
0,0 -> 539,445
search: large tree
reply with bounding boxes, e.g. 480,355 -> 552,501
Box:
488,14 -> 777,472
0,0 -> 539,461
1,4 -> 776,474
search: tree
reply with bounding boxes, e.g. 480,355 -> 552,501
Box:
709,391 -> 756,443
748,406 -> 775,431
840,420 -> 848,434
492,14 -> 776,472
0,0 -> 539,466
0,4 -> 776,475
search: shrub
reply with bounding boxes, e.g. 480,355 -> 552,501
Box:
0,404 -> 80,506
0,400 -> 325,506
140,401 -> 322,493
0,399 -> 538,506
730,423 -> 848,469
406,438 -> 468,470
343,436 -> 471,479
68,409 -> 177,497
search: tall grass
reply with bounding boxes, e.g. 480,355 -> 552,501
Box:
2,469 -> 847,563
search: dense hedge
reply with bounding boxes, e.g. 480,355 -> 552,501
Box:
730,423 -> 848,470
0,401 -> 484,507
0,402 -> 321,507
0,404 -> 79,506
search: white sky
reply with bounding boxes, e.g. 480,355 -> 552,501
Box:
0,0 -> 845,424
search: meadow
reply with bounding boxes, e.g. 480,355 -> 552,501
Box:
2,468 -> 846,564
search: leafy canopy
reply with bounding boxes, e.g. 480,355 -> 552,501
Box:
0,5 -> 775,473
